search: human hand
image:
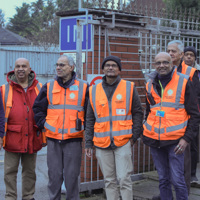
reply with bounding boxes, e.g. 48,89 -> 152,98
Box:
130,138 -> 135,146
85,148 -> 92,157
174,139 -> 188,155
42,143 -> 47,147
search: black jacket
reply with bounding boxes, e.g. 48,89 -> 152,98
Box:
178,60 -> 200,108
85,75 -> 144,149
143,68 -> 200,148
33,72 -> 89,143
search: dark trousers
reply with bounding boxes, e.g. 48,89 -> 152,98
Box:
191,134 -> 199,177
151,144 -> 188,200
47,139 -> 82,200
184,145 -> 191,195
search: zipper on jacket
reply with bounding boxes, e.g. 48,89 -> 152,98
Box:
158,81 -> 164,145
158,97 -> 162,142
62,89 -> 67,140
108,99 -> 113,144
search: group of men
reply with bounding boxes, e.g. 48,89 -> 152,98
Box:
0,39 -> 199,200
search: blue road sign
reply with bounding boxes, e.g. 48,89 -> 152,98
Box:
60,15 -> 93,52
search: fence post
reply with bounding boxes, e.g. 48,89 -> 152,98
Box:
76,19 -> 83,79
78,0 -> 82,11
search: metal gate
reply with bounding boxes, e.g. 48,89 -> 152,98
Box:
74,0 -> 200,193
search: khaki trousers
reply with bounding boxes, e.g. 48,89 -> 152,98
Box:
96,141 -> 133,200
4,151 -> 37,200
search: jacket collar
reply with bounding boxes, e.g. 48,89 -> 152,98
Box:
55,71 -> 77,89
102,75 -> 121,86
7,70 -> 36,87
147,67 -> 176,85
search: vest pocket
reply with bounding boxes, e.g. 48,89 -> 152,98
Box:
97,100 -> 108,117
69,115 -> 77,130
94,122 -> 105,132
118,120 -> 133,129
45,115 -> 59,133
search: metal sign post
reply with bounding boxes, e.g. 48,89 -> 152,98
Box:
76,19 -> 82,79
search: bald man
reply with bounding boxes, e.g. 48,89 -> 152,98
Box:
143,52 -> 199,200
0,58 -> 45,200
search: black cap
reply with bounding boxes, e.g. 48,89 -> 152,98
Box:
184,46 -> 197,59
102,55 -> 122,71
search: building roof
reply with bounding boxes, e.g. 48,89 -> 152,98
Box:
0,27 -> 31,45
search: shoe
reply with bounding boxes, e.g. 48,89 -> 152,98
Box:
191,176 -> 198,183
152,194 -> 161,200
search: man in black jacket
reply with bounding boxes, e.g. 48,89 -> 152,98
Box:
183,46 -> 200,183
85,55 -> 143,200
33,54 -> 89,200
144,52 -> 199,200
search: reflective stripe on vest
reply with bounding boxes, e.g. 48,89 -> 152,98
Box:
147,72 -> 186,110
186,67 -> 193,76
145,120 -> 188,134
35,83 -> 42,95
145,72 -> 189,136
91,80 -> 133,139
4,83 -> 10,124
181,61 -> 196,80
47,79 -> 84,111
44,79 -> 86,135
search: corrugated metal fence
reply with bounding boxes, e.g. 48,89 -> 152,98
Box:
0,46 -> 60,85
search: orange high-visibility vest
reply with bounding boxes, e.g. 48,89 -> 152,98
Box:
1,82 -> 42,147
180,61 -> 196,80
45,79 -> 87,140
90,79 -> 134,148
143,71 -> 189,141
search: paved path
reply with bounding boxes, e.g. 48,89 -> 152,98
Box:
1,148 -> 200,200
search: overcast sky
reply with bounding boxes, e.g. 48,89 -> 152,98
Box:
0,0 -> 130,24
0,0 -> 36,24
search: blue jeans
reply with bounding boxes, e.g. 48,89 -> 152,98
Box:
151,144 -> 188,200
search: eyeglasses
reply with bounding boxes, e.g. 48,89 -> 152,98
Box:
155,61 -> 170,66
56,63 -> 66,67
104,64 -> 118,68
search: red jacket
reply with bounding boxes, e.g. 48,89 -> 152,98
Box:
0,70 -> 43,154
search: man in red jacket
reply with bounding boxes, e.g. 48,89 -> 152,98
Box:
0,58 -> 45,200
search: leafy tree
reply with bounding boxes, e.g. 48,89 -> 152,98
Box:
162,0 -> 200,9
5,0 -> 89,47
56,0 -> 78,11
0,9 -> 5,27
7,3 -> 36,38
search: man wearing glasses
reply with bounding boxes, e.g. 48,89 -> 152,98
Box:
143,52 -> 199,200
85,55 -> 143,200
33,54 -> 89,200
